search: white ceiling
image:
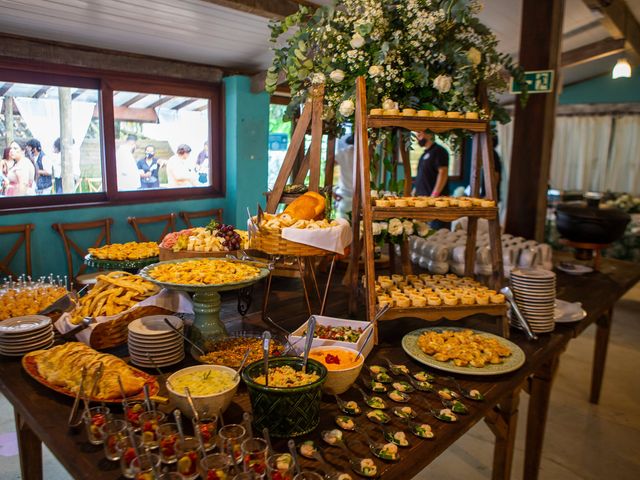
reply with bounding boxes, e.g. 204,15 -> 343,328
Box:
0,0 -> 637,85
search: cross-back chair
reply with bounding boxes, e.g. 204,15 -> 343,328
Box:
127,213 -> 176,242
179,208 -> 224,228
0,223 -> 35,280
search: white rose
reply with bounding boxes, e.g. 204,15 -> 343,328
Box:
402,220 -> 414,236
368,65 -> 384,77
347,49 -> 358,58
467,47 -> 482,66
388,218 -> 404,236
415,221 -> 431,237
372,222 -> 382,236
329,69 -> 345,83
371,189 -> 379,199
382,99 -> 396,110
379,221 -> 388,231
350,33 -> 365,49
433,74 -> 452,93
339,99 -> 355,117
310,72 -> 326,85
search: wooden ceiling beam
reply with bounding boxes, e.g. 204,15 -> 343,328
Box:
33,86 -> 51,98
172,98 -> 198,110
146,96 -> 172,109
0,83 -> 14,96
71,88 -> 86,100
120,93 -> 148,108
561,37 -> 626,67
583,0 -> 640,56
199,0 -> 305,19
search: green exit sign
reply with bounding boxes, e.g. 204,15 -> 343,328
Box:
510,70 -> 554,94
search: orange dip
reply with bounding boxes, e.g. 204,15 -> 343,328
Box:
309,348 -> 361,371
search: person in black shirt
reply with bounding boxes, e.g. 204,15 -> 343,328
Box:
137,145 -> 160,189
415,131 -> 449,197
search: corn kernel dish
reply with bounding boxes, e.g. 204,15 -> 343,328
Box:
146,259 -> 261,286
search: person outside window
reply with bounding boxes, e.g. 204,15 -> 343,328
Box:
334,133 -> 355,219
1,147 -> 13,196
4,140 -> 35,196
196,141 -> 209,184
167,144 -> 197,188
27,139 -> 52,195
137,145 -> 160,189
415,130 -> 450,229
116,134 -> 140,191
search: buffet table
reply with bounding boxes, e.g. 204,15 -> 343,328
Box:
0,257 -> 638,480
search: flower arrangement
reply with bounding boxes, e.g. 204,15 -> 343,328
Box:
367,218 -> 432,245
266,0 -> 524,131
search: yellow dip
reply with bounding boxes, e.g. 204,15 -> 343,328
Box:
309,348 -> 361,371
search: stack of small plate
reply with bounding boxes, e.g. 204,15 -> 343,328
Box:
0,315 -> 55,356
510,268 -> 556,333
128,315 -> 185,368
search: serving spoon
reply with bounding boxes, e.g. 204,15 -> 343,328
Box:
302,315 -> 317,373
261,331 -> 271,387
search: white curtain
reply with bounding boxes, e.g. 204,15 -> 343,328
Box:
142,107 -> 208,154
13,97 -> 95,153
550,115 -> 613,192
606,116 -> 640,194
496,120 -> 514,224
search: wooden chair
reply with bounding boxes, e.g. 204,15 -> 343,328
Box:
179,208 -> 224,228
52,218 -> 112,287
127,213 -> 176,242
0,223 -> 35,280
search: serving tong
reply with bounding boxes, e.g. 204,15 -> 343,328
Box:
68,361 -> 104,428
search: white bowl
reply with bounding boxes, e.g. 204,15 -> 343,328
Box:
308,345 -> 364,395
166,364 -> 239,418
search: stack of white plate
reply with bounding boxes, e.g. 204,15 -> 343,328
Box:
128,315 -> 185,368
510,268 -> 556,333
0,315 -> 55,356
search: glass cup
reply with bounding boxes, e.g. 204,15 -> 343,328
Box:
130,452 -> 161,480
157,423 -> 180,464
123,400 -> 146,430
193,414 -> 218,452
293,473 -> 324,480
241,438 -> 269,478
116,434 -> 143,479
266,453 -> 295,480
158,474 -> 183,480
200,452 -> 232,480
100,419 -> 128,461
82,406 -> 111,445
233,473 -> 258,480
219,424 -> 246,465
139,410 -> 166,450
175,436 -> 201,480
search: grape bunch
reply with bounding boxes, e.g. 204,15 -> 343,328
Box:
216,224 -> 242,251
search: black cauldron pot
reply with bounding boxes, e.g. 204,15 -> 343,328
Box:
556,201 -> 630,245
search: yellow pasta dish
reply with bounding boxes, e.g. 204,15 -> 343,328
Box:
147,259 -> 261,286
88,242 -> 159,260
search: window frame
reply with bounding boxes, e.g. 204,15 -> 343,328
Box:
0,58 -> 224,213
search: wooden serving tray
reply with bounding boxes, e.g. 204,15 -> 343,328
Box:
22,350 -> 159,403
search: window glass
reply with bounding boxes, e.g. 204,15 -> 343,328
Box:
0,81 -> 102,197
113,91 -> 210,191
268,104 -> 292,189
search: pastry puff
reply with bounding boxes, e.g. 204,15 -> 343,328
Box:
460,294 -> 475,305
395,296 -> 411,308
443,294 -> 458,306
427,295 -> 442,306
490,293 -> 505,304
475,294 -> 489,305
394,199 -> 408,207
376,199 -> 390,207
411,295 -> 427,307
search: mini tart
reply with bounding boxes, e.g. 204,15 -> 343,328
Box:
465,112 -> 479,119
394,199 -> 408,207
432,110 -> 446,118
378,297 -> 392,307
375,199 -> 390,207
386,198 -> 397,206
434,199 -> 449,208
378,275 -> 391,281
402,108 -> 417,116
475,294 -> 489,305
411,295 -> 427,307
457,200 -> 472,208
443,294 -> 458,306
395,296 -> 411,308
490,293 -> 505,304
379,279 -> 393,289
447,198 -> 460,207
417,110 -> 432,117
406,274 -> 418,281
446,111 -> 462,118
425,197 -> 438,206
427,295 -> 442,306
460,294 -> 475,305
470,198 -> 484,206
384,109 -> 400,116
392,274 -> 404,283
413,199 -> 428,208
480,200 -> 495,208
370,108 -> 384,115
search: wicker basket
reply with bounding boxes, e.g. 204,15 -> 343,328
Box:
88,305 -> 172,350
250,230 -> 329,257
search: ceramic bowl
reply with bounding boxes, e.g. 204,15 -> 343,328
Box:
308,345 -> 364,395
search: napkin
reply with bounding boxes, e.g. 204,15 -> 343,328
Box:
281,218 -> 353,254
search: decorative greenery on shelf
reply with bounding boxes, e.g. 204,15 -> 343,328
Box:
266,0 -> 526,134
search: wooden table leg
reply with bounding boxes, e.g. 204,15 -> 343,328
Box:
590,308 -> 613,404
486,386 -> 521,480
15,410 -> 43,480
523,354 -> 560,480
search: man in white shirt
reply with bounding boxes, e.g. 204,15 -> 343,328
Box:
334,133 -> 355,219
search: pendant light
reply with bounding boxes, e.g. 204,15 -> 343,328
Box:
612,58 -> 632,79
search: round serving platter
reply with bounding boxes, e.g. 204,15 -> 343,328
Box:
401,327 -> 526,376
84,253 -> 159,272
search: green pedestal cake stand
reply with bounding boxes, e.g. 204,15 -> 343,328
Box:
139,258 -> 270,348
84,253 -> 160,273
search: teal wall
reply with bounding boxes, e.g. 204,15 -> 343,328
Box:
1,75 -> 270,279
559,67 -> 640,104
